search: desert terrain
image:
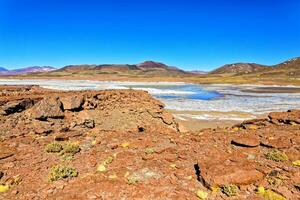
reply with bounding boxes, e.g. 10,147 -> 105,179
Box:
0,85 -> 299,199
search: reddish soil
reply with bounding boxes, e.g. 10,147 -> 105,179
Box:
0,86 -> 299,199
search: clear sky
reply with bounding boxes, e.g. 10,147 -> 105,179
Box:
0,0 -> 299,70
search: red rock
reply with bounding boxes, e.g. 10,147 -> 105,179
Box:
1,99 -> 34,115
268,110 -> 300,124
161,112 -> 174,125
60,95 -> 84,111
29,97 -> 64,119
200,163 -> 264,186
231,134 -> 260,147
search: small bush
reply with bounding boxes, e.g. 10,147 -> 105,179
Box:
103,156 -> 114,165
144,148 -> 155,154
265,150 -> 288,162
127,176 -> 139,185
221,184 -> 239,197
48,165 -> 78,182
62,142 -> 81,155
45,142 -> 63,153
267,177 -> 282,187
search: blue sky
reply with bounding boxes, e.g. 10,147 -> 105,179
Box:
0,0 -> 299,70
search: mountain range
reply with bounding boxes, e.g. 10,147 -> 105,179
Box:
0,66 -> 56,76
210,57 -> 300,75
0,57 -> 299,80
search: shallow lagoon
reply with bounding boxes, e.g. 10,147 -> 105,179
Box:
1,79 -> 300,121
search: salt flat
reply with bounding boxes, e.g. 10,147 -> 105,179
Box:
1,79 -> 300,125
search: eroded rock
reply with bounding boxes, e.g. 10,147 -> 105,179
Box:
29,97 -> 64,120
60,95 -> 84,111
1,99 -> 34,115
199,163 -> 264,187
231,134 -> 260,147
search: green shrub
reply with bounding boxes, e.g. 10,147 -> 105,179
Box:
221,184 -> 239,197
62,142 -> 81,155
265,150 -> 288,162
45,142 -> 63,153
48,165 -> 78,181
144,148 -> 155,154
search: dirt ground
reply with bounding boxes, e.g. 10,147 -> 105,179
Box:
0,86 -> 299,199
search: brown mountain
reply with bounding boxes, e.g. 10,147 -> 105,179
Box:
210,57 -> 300,76
210,63 -> 269,75
137,61 -> 169,69
50,61 -> 188,76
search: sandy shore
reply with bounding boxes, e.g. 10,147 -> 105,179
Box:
241,86 -> 300,93
168,109 -> 267,130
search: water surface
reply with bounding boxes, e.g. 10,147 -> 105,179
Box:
1,79 -> 300,121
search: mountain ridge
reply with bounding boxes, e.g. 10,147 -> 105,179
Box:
0,66 -> 56,76
210,57 -> 300,75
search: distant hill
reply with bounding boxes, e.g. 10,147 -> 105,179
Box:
189,70 -> 208,75
0,67 -> 8,72
0,66 -> 56,76
210,57 -> 300,77
137,61 -> 169,69
210,63 -> 269,75
49,61 -> 189,77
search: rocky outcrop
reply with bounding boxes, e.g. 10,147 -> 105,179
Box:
0,99 -> 33,115
29,97 -> 64,120
0,87 -> 179,137
269,109 -> 300,124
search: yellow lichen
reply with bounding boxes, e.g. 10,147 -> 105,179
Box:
267,176 -> 282,187
103,156 -> 114,165
210,186 -> 221,193
265,149 -> 288,162
196,190 -> 208,199
108,174 -> 118,179
257,186 -> 265,194
144,148 -> 155,154
0,184 -> 9,193
292,160 -> 300,167
121,142 -> 130,148
257,186 -> 286,200
96,164 -> 107,172
232,127 -> 239,131
170,163 -> 177,169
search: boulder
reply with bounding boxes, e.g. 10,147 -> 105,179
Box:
60,95 -> 84,111
231,134 -> 260,147
268,110 -> 300,124
1,99 -> 34,115
199,163 -> 264,187
74,111 -> 95,129
30,97 -> 64,120
32,120 -> 53,135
